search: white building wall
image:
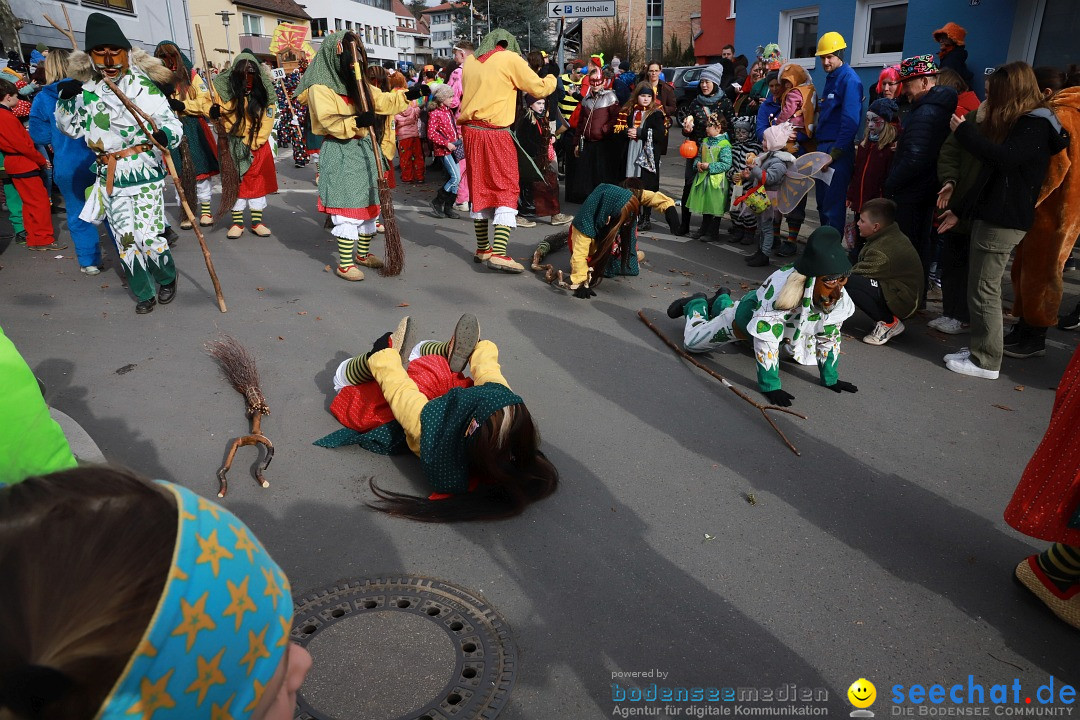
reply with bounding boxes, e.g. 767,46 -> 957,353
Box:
13,0 -> 194,58
306,0 -> 399,63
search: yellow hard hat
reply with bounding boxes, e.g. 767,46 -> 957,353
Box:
815,32 -> 847,56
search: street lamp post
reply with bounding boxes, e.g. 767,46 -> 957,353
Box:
216,10 -> 235,61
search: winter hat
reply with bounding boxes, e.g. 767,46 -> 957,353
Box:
898,54 -> 938,81
84,12 -> 131,51
762,122 -> 792,152
35,43 -> 47,53
868,98 -> 898,123
700,63 -> 724,87
431,83 -> 454,103
733,116 -> 756,135
795,226 -> 851,278
933,22 -> 967,46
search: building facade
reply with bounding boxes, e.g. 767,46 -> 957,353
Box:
393,0 -> 431,68
186,0 -> 308,69
693,0 -> 735,64
421,1 -> 471,60
14,0 -> 194,58
734,0 -> 1075,100
580,0 -> 698,67
301,0 -> 399,64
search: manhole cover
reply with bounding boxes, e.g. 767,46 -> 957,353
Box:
292,576 -> 517,720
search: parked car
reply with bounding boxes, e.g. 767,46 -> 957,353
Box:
664,65 -> 705,111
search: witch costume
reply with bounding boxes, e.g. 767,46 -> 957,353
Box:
56,13 -> 183,314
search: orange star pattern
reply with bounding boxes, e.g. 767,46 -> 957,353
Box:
195,529 -> 234,577
126,669 -> 176,719
171,592 -> 217,652
239,624 -> 271,676
134,636 -> 157,659
231,524 -> 259,563
262,566 -> 283,610
277,614 -> 292,647
208,690 -> 236,720
210,694 -> 236,720
197,495 -> 222,519
223,576 -> 258,631
185,647 -> 227,706
243,679 -> 266,713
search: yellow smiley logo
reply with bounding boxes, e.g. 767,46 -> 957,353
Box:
848,678 -> 876,709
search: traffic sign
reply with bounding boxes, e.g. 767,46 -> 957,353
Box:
547,1 -> 616,18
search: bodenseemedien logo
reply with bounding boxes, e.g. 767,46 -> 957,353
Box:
849,679 -> 877,717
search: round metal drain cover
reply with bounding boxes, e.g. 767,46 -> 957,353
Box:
291,576 -> 517,720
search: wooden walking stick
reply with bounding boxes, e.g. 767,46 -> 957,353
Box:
638,309 -> 806,456
45,9 -> 228,313
195,24 -> 240,221
350,41 -> 403,276
206,335 -> 274,498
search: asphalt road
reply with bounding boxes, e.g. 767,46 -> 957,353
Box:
2,152 -> 1078,717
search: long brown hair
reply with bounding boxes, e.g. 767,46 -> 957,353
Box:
587,190 -> 641,287
621,81 -> 660,118
368,404 -> 559,522
0,467 -> 176,720
983,61 -> 1050,143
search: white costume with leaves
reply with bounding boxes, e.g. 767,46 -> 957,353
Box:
56,64 -> 181,296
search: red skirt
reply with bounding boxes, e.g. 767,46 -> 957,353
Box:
463,125 -> 518,211
1004,344 -> 1080,545
317,197 -> 380,221
239,143 -> 278,198
330,355 -> 473,433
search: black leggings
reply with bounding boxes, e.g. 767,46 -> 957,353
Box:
939,231 -> 970,322
846,273 -> 895,323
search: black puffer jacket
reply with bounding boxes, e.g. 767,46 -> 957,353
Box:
676,91 -> 734,142
884,85 -> 958,203
954,109 -> 1070,230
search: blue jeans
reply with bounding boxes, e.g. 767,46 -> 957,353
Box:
814,145 -> 854,233
441,154 -> 460,194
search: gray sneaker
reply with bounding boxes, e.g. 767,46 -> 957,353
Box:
863,319 -> 904,345
447,314 -> 480,373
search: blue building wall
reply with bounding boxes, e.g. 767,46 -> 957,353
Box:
734,0 -> 1019,102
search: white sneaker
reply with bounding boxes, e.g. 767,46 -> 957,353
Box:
863,319 -> 904,345
946,356 -> 999,379
927,316 -> 947,331
80,265 -> 101,276
943,347 -> 970,363
453,202 -> 469,212
928,316 -> 968,334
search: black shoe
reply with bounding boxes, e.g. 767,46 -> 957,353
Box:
430,190 -> 446,218
691,226 -> 707,240
678,207 -> 691,236
158,281 -> 177,304
1003,326 -> 1047,358
160,226 -> 179,247
666,292 -> 708,319
1059,302 -> 1080,331
740,232 -> 757,246
13,230 -> 27,246
776,242 -> 798,258
1003,318 -> 1029,347
707,286 -> 732,311
727,226 -> 745,244
442,193 -> 460,219
135,297 -> 157,314
638,217 -> 652,232
745,251 -> 770,267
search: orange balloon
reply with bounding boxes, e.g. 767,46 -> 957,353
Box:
679,139 -> 698,159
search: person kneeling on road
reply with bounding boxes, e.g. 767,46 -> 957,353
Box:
666,226 -> 858,407
848,198 -> 924,345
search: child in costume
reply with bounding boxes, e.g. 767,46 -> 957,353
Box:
686,114 -> 732,242
315,315 -> 559,522
530,181 -> 681,297
55,13 -> 183,315
0,466 -> 311,719
742,122 -> 796,267
515,95 -> 571,226
726,116 -> 763,246
667,226 -> 858,408
208,50 -> 278,239
154,41 -> 220,229
615,82 -> 668,231
0,79 -> 61,251
296,32 -> 424,282
774,62 -> 816,154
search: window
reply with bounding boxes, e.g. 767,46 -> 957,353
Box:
390,30 -> 395,46
778,6 -> 818,68
728,0 -> 735,19
382,27 -> 389,45
646,0 -> 662,17
82,0 -> 134,13
346,20 -> 353,30
311,18 -> 328,37
851,0 -> 907,66
645,20 -> 663,62
242,13 -> 263,36
366,25 -> 372,43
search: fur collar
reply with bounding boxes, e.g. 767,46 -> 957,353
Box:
66,48 -> 172,85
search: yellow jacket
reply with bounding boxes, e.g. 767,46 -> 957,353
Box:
205,95 -> 276,151
176,73 -> 213,117
459,50 -> 556,128
368,341 -> 509,456
300,84 -> 407,154
569,190 -> 676,286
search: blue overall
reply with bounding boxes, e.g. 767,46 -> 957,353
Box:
813,63 -> 863,234
29,80 -> 110,267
